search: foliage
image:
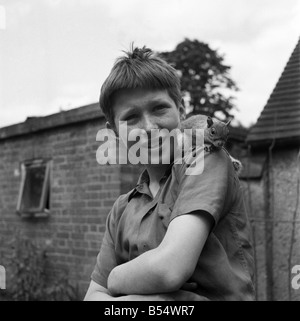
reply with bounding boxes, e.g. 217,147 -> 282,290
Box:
1,232 -> 80,301
158,38 -> 239,120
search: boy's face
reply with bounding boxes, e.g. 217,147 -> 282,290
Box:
108,88 -> 185,164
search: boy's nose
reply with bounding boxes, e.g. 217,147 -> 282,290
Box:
142,116 -> 158,132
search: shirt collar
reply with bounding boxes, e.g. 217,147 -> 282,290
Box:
128,161 -> 174,202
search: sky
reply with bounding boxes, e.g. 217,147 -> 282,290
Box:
0,0 -> 299,129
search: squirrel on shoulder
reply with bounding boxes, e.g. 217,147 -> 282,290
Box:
179,114 -> 243,175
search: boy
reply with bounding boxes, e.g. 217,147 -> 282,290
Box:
84,46 -> 255,301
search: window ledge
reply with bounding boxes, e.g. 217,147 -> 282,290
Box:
17,210 -> 50,219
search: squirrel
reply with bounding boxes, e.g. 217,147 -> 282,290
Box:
179,114 -> 243,175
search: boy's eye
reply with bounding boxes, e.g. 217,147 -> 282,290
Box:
124,114 -> 137,121
154,105 -> 168,112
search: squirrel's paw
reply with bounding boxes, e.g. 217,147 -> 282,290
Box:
231,158 -> 243,175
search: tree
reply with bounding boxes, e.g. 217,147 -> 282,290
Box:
158,38 -> 239,120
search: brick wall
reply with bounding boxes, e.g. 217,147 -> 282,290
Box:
0,108 -> 143,299
241,174 -> 268,301
241,147 -> 300,301
271,148 -> 300,301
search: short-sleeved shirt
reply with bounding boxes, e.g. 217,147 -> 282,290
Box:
91,148 -> 255,301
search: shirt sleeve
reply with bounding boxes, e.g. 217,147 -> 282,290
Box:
90,197 -> 121,288
170,148 -> 233,227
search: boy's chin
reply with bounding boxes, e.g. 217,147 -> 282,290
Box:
146,152 -> 174,166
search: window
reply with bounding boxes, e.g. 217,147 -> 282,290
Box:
17,159 -> 51,217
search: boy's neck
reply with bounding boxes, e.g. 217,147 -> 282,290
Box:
145,164 -> 171,185
144,164 -> 170,199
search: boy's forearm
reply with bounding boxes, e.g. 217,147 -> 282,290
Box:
84,280 -> 178,301
108,248 -> 177,296
84,287 -> 193,301
85,290 -> 170,301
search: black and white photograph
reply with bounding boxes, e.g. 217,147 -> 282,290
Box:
0,0 -> 299,304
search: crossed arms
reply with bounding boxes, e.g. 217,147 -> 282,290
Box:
84,210 -> 213,301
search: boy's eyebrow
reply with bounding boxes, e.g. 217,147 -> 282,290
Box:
148,98 -> 173,107
118,106 -> 140,119
119,98 -> 172,119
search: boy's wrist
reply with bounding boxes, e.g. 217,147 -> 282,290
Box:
107,266 -> 122,296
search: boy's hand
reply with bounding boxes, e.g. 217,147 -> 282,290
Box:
165,289 -> 210,301
181,282 -> 198,291
126,290 -> 209,301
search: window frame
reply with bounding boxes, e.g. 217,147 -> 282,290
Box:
16,159 -> 51,218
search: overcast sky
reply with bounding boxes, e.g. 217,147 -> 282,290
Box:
0,0 -> 299,128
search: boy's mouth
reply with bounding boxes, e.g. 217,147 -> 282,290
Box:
138,131 -> 168,150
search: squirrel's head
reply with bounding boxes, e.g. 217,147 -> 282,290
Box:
207,117 -> 231,147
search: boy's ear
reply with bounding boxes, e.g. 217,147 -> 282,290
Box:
106,121 -> 118,136
179,102 -> 186,121
106,121 -> 112,130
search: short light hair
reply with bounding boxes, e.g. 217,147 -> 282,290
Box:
99,45 -> 182,128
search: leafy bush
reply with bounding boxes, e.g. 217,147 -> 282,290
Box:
2,231 -> 80,301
